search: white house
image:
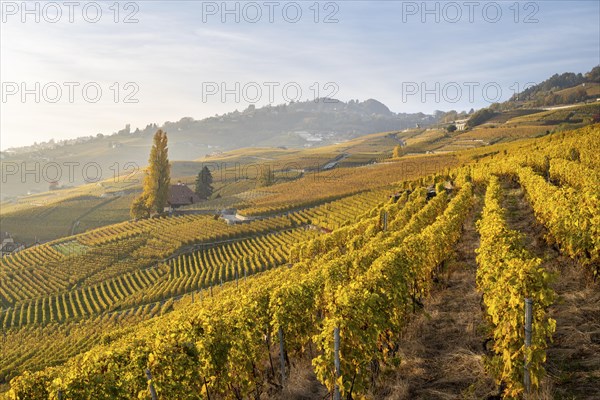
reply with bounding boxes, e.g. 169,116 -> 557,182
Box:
0,232 -> 25,257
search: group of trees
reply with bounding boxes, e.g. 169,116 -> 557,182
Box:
467,108 -> 497,128
509,71 -> 590,102
445,124 -> 457,133
538,86 -> 588,107
438,109 -> 472,124
507,66 -> 600,107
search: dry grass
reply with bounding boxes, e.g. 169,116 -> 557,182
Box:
375,193 -> 497,399
267,357 -> 327,400
546,261 -> 600,400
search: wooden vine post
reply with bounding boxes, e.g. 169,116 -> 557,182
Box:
278,327 -> 286,386
145,368 -> 158,400
524,298 -> 533,394
334,327 -> 341,400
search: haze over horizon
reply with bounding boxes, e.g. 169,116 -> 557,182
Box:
1,0 -> 599,150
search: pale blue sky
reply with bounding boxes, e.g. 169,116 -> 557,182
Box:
1,0 -> 599,149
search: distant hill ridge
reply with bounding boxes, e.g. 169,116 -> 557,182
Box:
507,65 -> 599,106
3,98 -> 430,156
0,98 -> 438,199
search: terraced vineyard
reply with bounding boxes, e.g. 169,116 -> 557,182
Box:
1,125 -> 599,399
0,186 -> 398,381
0,220 -> 325,329
1,184 -> 403,330
287,188 -> 391,230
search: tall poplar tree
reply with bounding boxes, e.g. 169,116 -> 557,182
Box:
131,129 -> 171,218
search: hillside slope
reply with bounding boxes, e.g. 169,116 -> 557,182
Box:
1,125 -> 598,399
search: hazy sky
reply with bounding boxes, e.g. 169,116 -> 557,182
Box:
1,0 -> 599,149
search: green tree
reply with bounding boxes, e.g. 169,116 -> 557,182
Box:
446,124 -> 457,133
466,108 -> 496,128
195,166 -> 214,199
258,165 -> 275,187
585,65 -> 600,83
131,129 -> 171,218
